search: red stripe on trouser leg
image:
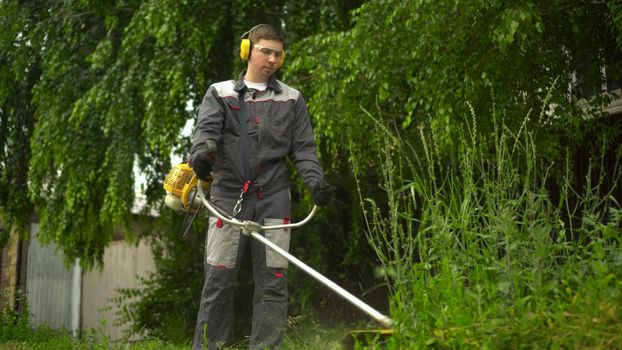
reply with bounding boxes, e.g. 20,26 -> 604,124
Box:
274,272 -> 284,278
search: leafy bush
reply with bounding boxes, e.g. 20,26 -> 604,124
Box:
1,290 -> 33,342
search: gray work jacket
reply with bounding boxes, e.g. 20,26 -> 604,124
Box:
190,71 -> 324,196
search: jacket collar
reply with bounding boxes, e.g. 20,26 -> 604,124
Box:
234,70 -> 281,93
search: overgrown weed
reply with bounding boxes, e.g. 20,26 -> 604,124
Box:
352,106 -> 622,349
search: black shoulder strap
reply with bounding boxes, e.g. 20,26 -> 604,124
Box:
238,88 -> 251,182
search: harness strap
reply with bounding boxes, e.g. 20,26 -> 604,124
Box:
233,88 -> 253,218
238,88 -> 251,181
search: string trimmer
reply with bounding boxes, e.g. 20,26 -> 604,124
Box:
163,164 -> 394,342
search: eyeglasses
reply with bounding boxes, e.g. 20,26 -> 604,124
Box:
254,45 -> 285,60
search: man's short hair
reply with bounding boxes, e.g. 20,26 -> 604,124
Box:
249,24 -> 285,46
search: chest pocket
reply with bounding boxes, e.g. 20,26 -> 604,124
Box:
267,103 -> 293,134
224,97 -> 258,136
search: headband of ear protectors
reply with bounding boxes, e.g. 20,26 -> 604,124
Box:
239,24 -> 286,68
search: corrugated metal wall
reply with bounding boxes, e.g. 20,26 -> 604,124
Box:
25,223 -> 80,335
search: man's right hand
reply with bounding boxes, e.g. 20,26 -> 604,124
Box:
192,140 -> 217,181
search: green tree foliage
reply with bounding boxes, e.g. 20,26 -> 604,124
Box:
0,2 -> 39,244
286,0 -> 622,167
1,0 -> 233,267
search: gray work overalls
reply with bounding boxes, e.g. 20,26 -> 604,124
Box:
191,71 -> 324,350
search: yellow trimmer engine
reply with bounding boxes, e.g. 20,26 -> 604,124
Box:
163,163 -> 212,213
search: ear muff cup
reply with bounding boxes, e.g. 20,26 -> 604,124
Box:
239,37 -> 251,61
277,51 -> 286,68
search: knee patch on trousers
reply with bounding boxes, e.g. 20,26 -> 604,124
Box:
205,217 -> 240,268
263,218 -> 291,268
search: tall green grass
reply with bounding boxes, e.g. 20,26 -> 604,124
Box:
352,107 -> 622,349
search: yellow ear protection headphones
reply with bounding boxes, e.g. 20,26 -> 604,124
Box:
239,24 -> 286,68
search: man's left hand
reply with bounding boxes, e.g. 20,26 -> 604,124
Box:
312,180 -> 333,206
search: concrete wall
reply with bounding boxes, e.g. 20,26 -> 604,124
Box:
81,239 -> 155,340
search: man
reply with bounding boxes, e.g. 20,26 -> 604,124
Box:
189,24 -> 333,350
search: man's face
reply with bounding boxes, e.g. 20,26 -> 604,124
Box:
246,39 -> 284,83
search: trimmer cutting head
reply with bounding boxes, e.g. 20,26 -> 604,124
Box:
342,328 -> 395,349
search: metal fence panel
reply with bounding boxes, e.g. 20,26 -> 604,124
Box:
25,223 -> 80,335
